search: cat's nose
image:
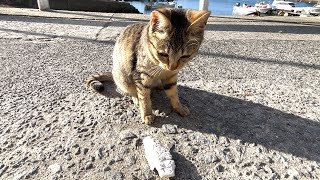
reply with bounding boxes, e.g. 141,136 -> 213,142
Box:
168,63 -> 177,71
168,65 -> 176,71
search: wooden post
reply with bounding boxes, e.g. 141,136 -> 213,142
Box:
37,0 -> 50,11
199,0 -> 209,11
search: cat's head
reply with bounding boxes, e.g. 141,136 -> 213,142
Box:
148,8 -> 210,71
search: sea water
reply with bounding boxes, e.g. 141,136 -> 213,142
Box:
129,0 -> 315,16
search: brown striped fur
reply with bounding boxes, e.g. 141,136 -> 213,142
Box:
86,8 -> 210,124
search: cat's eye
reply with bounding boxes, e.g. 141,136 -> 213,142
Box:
181,55 -> 191,59
158,52 -> 169,57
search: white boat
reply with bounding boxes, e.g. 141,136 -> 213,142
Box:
310,3 -> 320,16
233,3 -> 258,16
145,0 -> 176,10
271,0 -> 295,11
288,3 -> 320,15
255,2 -> 272,13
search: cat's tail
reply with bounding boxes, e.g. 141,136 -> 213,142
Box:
85,72 -> 113,92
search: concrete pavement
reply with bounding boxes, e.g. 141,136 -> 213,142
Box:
0,7 -> 320,179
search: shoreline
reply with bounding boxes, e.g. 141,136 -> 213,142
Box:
1,7 -> 319,20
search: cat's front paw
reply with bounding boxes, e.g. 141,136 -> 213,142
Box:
142,115 -> 154,125
175,104 -> 190,117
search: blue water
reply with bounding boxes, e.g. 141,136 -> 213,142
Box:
129,0 -> 315,15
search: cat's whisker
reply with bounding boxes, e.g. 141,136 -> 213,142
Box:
151,67 -> 160,77
157,68 -> 163,77
150,70 -> 157,77
149,66 -> 159,77
155,66 -> 163,77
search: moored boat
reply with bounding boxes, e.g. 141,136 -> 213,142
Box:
288,2 -> 320,16
255,2 -> 272,13
271,0 -> 295,11
300,3 -> 320,15
145,0 -> 176,10
309,3 -> 320,15
233,3 -> 258,16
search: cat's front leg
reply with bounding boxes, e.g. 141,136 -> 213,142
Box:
163,76 -> 190,117
136,83 -> 154,124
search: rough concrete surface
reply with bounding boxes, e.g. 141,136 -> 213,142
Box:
0,8 -> 320,179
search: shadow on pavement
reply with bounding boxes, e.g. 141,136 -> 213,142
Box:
171,151 -> 202,179
96,81 -> 320,163
150,86 -> 320,163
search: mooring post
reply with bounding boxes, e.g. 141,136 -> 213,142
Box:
37,0 -> 50,11
199,0 -> 209,11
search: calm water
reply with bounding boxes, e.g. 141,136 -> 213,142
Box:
129,0 -> 315,15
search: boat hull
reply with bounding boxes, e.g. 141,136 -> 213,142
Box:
232,6 -> 257,16
145,2 -> 176,10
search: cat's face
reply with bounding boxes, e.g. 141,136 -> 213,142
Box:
148,8 -> 210,71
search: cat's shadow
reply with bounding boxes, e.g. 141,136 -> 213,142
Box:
98,82 -> 320,164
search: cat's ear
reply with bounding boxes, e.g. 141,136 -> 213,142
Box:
187,10 -> 211,32
150,8 -> 172,33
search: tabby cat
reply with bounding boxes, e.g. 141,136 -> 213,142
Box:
86,8 -> 210,124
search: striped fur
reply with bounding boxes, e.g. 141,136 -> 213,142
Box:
85,72 -> 113,92
86,8 -> 210,124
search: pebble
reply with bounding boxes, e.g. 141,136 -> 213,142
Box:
26,166 -> 39,177
202,154 -> 220,164
125,156 -> 136,166
104,166 -> 111,172
83,148 -> 89,155
268,173 -> 280,180
120,131 -> 137,140
287,168 -> 299,177
74,147 -> 81,155
112,172 -> 124,180
191,146 -> 199,154
162,124 -> 178,134
85,162 -> 94,170
114,155 -> 123,162
84,119 -> 93,126
96,148 -> 103,159
64,154 -> 72,161
67,163 -> 75,169
219,136 -> 230,144
109,159 -> 115,165
0,165 -> 8,176
90,156 -> 95,162
126,110 -> 134,117
215,164 -> 224,172
48,163 -> 62,174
